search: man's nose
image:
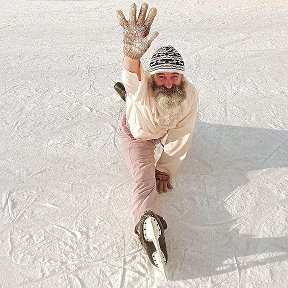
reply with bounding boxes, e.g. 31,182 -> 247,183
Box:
164,78 -> 173,89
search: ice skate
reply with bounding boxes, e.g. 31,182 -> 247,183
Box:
135,211 -> 168,279
114,82 -> 126,101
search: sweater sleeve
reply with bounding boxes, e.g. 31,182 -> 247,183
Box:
122,65 -> 148,102
156,89 -> 198,177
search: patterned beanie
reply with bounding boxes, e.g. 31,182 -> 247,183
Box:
149,45 -> 185,75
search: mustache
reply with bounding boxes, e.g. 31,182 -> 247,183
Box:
154,84 -> 183,95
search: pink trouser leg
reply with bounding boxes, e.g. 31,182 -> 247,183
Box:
119,114 -> 162,227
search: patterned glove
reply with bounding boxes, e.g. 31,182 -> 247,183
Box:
116,3 -> 159,59
155,169 -> 173,194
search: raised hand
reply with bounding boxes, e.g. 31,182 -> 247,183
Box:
116,3 -> 159,59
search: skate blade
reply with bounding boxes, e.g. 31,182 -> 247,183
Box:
144,216 -> 167,279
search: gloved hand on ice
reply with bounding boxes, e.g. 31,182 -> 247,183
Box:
155,169 -> 173,194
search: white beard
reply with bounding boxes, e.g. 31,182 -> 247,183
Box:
154,80 -> 187,107
149,78 -> 187,128
154,91 -> 184,110
155,104 -> 182,128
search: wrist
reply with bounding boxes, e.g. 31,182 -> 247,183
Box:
123,56 -> 141,79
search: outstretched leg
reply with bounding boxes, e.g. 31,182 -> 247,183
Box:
119,114 -> 161,226
119,114 -> 168,272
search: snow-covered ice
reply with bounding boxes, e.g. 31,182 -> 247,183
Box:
0,0 -> 287,287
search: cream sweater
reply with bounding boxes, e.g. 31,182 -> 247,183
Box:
122,65 -> 198,177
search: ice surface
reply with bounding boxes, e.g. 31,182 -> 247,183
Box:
0,0 -> 287,287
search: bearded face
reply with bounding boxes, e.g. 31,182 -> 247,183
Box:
149,76 -> 187,110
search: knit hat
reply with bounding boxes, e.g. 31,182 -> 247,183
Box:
149,45 -> 185,75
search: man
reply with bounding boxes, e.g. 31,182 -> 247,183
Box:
116,3 -> 198,270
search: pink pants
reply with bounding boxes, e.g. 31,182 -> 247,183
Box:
119,114 -> 164,227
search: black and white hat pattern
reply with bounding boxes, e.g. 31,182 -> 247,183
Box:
149,45 -> 185,75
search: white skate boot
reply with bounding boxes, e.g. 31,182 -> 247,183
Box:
135,210 -> 168,279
